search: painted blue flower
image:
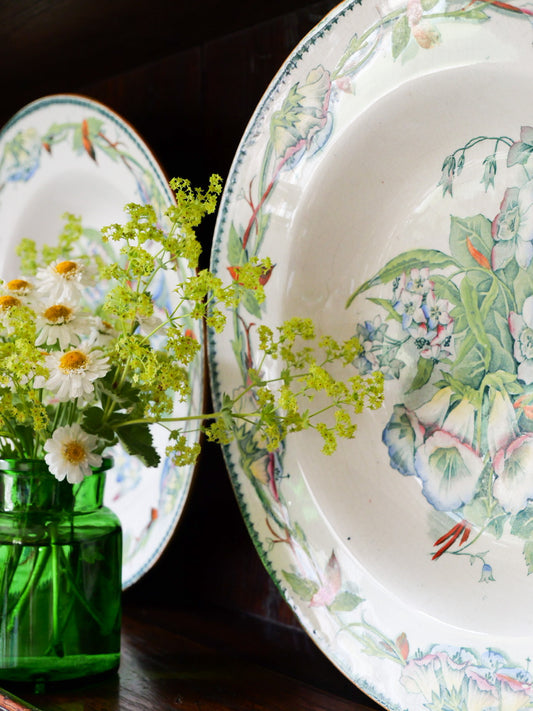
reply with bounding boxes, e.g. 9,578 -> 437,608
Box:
479,563 -> 495,582
382,404 -> 424,477
414,430 -> 484,510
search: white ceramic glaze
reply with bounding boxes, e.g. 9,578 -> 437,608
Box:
0,95 -> 203,589
208,2 -> 533,708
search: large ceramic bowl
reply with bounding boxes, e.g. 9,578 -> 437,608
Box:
208,1 -> 533,708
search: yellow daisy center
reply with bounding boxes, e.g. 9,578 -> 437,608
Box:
63,441 -> 86,464
55,261 -> 79,278
0,295 -> 21,310
44,304 -> 73,323
59,350 -> 88,372
7,279 -> 31,293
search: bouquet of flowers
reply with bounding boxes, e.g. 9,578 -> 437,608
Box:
0,175 -> 384,485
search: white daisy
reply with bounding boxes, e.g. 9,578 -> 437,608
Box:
36,259 -> 94,302
88,317 -> 118,348
44,423 -> 102,484
35,302 -> 93,350
5,278 -> 35,299
0,294 -> 23,333
41,346 -> 109,402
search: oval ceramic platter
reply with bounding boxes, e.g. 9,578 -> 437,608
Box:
0,95 -> 203,589
208,1 -> 533,709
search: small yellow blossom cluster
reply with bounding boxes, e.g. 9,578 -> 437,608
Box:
0,175 -> 384,485
205,318 -> 384,455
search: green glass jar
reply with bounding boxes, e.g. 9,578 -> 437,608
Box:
0,458 -> 122,683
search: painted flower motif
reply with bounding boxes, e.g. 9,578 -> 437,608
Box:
394,289 -> 425,331
414,429 -> 484,510
406,267 -> 433,295
382,404 -> 425,477
418,322 -> 454,361
406,0 -> 441,49
487,390 -> 520,458
270,66 -> 332,164
491,180 -> 533,270
493,433 -> 533,514
39,346 -> 109,402
479,563 -> 495,582
35,302 -> 93,350
44,423 -> 102,484
422,291 -> 452,330
507,125 -> 533,168
1,128 -> 42,182
401,651 -> 498,710
36,259 -> 95,302
509,295 -> 533,383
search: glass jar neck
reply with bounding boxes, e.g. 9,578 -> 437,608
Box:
0,458 -> 113,513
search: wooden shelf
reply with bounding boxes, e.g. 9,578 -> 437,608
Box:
0,601 -> 381,711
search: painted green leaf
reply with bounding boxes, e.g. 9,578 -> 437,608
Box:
391,15 -> 410,60
227,222 -> 245,265
511,504 -> 533,539
431,274 -> 461,306
346,249 -> 457,308
421,0 -> 439,8
459,276 -> 491,370
512,267 -> 533,313
282,570 -> 318,601
487,333 -> 516,374
408,357 -> 434,392
367,297 -> 402,322
451,338 -> 486,389
449,214 -> 493,271
329,591 -> 364,612
241,289 -> 262,319
462,494 -> 505,537
524,541 -> 533,575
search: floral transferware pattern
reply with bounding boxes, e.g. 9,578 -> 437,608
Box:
0,95 -> 202,588
349,129 -> 533,582
209,0 -> 533,709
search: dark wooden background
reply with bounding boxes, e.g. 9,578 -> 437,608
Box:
0,2 -> 383,708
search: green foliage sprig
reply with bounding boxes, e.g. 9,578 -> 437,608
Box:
0,175 -> 383,483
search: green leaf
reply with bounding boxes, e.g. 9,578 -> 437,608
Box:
329,591 -> 364,612
449,214 -> 493,271
346,249 -> 457,307
367,297 -> 402,322
408,357 -> 434,392
421,0 -> 438,8
81,406 -> 116,442
282,570 -> 318,601
391,15 -> 410,59
116,421 -> 160,468
459,276 -> 491,370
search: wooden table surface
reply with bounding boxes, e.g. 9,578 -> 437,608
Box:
0,600 -> 382,711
